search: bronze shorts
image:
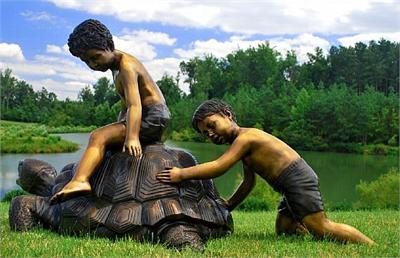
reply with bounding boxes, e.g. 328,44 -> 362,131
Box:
272,158 -> 324,220
118,103 -> 170,144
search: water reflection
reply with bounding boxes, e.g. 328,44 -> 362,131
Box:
1,133 -> 398,207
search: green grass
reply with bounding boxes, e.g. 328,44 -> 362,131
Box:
0,120 -> 80,153
1,202 -> 398,257
0,120 -> 37,126
46,125 -> 97,134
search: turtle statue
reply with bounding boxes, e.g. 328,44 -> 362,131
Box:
9,144 -> 233,251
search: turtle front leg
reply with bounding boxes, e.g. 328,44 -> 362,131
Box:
159,224 -> 205,252
9,196 -> 40,231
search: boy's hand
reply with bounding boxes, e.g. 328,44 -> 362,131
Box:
156,167 -> 183,183
123,138 -> 142,156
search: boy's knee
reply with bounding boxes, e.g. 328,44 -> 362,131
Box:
88,130 -> 105,146
276,214 -> 300,235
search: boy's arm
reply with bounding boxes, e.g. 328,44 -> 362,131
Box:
120,64 -> 142,156
225,165 -> 255,211
156,135 -> 250,182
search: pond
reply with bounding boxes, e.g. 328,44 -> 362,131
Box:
1,133 -> 398,207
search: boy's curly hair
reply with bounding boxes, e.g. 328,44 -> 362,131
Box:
191,99 -> 237,132
68,19 -> 115,57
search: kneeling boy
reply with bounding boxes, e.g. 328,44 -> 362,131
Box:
157,99 -> 374,245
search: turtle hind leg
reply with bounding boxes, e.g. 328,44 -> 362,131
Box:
160,224 -> 205,252
9,195 -> 40,231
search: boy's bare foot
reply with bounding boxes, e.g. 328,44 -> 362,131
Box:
50,180 -> 91,204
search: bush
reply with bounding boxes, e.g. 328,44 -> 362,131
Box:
46,125 -> 96,133
1,189 -> 28,202
354,168 -> 400,209
324,200 -> 353,211
170,128 -> 205,142
236,175 -> 281,212
237,196 -> 270,211
0,122 -> 80,153
388,135 -> 398,147
329,143 -> 363,153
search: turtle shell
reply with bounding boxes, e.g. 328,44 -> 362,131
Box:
52,144 -> 233,236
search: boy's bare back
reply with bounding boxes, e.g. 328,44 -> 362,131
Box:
234,128 -> 300,183
113,50 -> 165,107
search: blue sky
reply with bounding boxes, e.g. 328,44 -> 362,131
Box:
1,0 -> 399,99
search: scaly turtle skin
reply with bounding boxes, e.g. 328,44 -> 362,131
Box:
9,144 -> 233,251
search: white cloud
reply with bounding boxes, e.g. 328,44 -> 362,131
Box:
46,44 -> 63,54
269,34 -> 331,63
20,10 -> 56,22
1,32 -> 334,99
46,44 -> 69,55
0,48 -> 111,99
47,0 -> 399,35
144,57 -> 181,80
2,26 -> 180,99
0,43 -> 25,62
114,30 -> 176,61
29,78 -> 88,100
174,38 -> 264,59
338,32 -> 400,47
173,34 -> 330,63
120,29 -> 176,46
143,57 -> 189,93
113,36 -> 157,61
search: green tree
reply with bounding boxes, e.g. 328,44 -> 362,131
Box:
157,74 -> 183,105
93,77 -> 118,106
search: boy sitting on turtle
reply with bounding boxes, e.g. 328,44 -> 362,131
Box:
51,19 -> 170,203
157,99 -> 374,245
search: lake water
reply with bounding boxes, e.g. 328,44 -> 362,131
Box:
1,133 -> 398,207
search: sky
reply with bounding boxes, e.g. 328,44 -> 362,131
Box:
1,0 -> 399,100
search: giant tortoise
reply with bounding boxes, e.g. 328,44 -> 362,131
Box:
9,144 -> 233,251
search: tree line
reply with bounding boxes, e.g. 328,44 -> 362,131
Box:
1,39 -> 398,152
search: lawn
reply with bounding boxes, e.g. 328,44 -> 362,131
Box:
0,120 -> 80,153
1,202 -> 398,257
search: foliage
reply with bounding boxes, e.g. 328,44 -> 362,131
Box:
362,144 -> 399,156
236,175 -> 281,211
1,189 -> 28,202
355,168 -> 400,209
170,128 -> 205,142
157,73 -> 183,105
236,196 -> 270,212
1,39 -> 399,154
46,125 -> 97,133
0,121 -> 79,153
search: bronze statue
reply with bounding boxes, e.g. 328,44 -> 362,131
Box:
157,99 -> 375,245
9,144 -> 233,251
51,19 -> 170,203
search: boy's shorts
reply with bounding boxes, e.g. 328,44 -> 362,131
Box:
118,103 -> 170,144
272,158 -> 324,221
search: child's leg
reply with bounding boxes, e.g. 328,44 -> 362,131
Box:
302,211 -> 374,245
51,123 -> 125,203
275,213 -> 308,236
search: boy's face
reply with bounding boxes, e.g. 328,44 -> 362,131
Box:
197,113 -> 235,145
79,49 -> 114,72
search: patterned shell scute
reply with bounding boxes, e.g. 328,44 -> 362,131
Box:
135,149 -> 180,202
58,196 -> 92,233
198,196 -> 225,225
93,153 -> 140,203
179,180 -> 205,201
105,200 -> 142,234
88,144 -> 231,229
86,199 -> 113,227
